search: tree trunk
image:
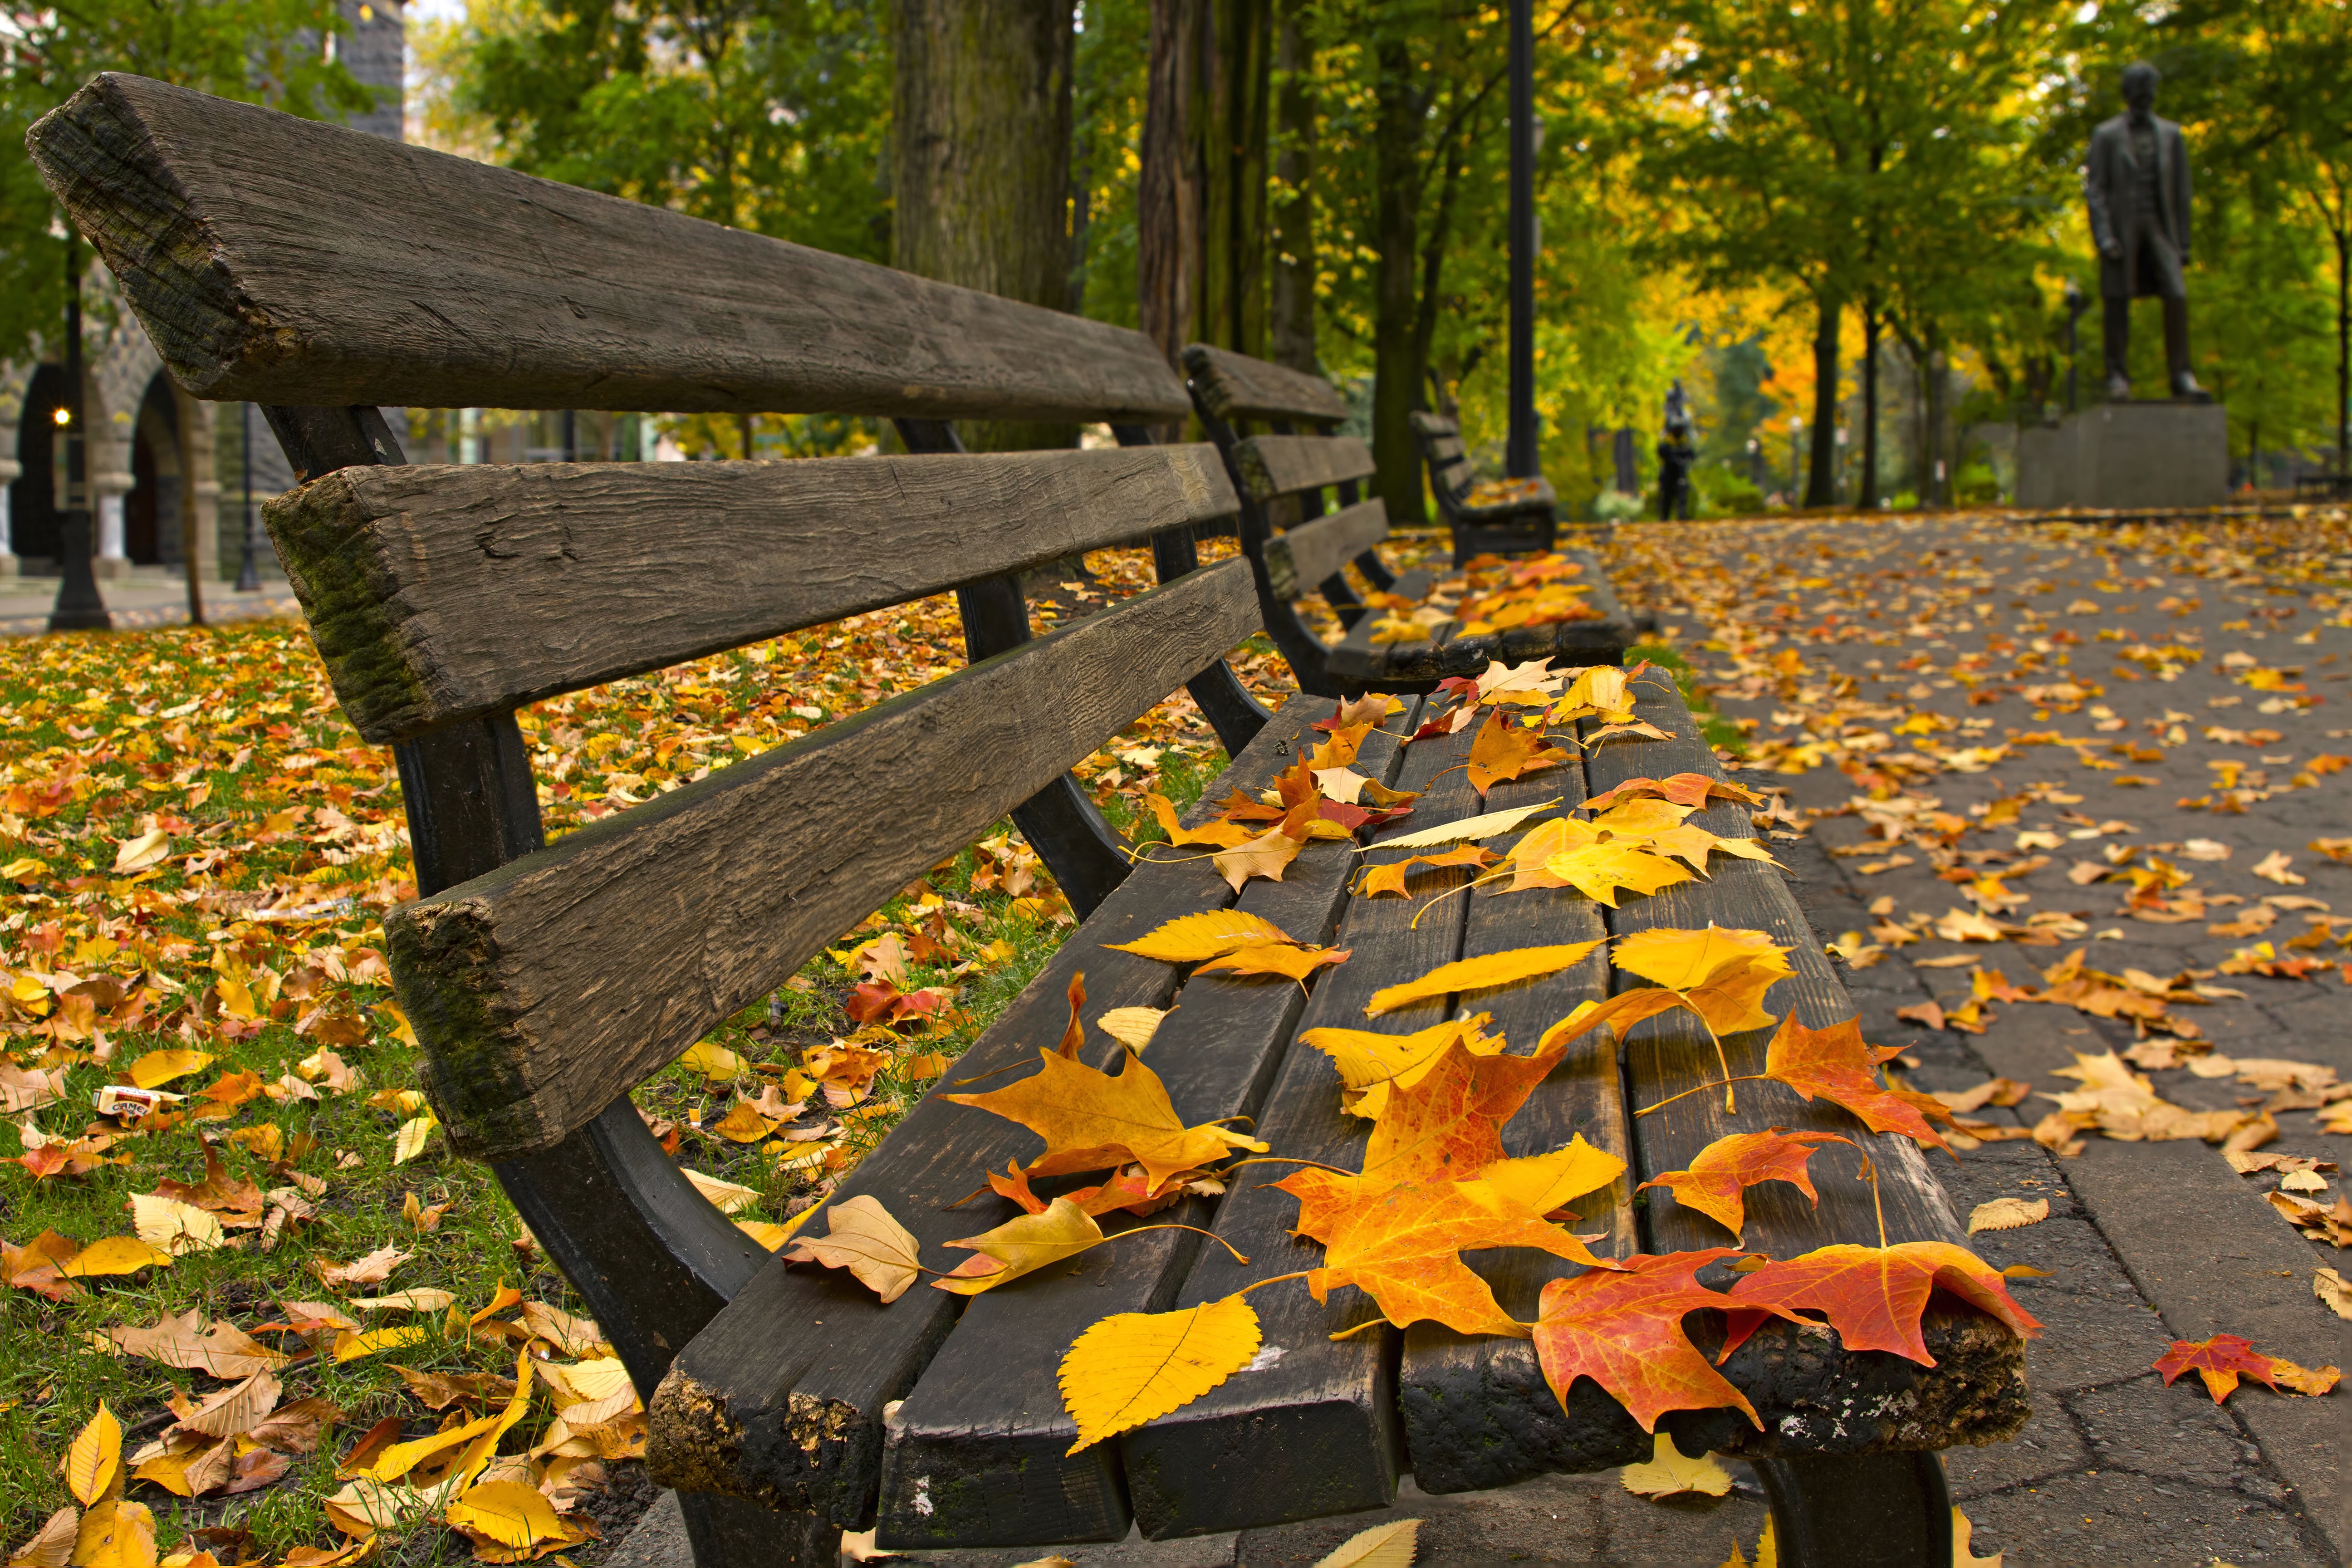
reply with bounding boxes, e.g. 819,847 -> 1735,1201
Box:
1805,292 -> 1840,507
895,0 -> 1075,452
1412,129 -> 1469,418
1198,0 -> 1272,357
1140,0 -> 1203,435
1860,296 -> 1880,510
1268,0 -> 1317,374
1370,37 -> 1427,522
2336,216 -> 2348,478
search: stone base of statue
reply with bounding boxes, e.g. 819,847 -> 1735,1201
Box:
2016,400 -> 2227,510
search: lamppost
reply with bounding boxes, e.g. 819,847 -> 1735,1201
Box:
1788,416 -> 1803,502
236,402 -> 260,591
1505,0 -> 1538,478
47,231 -> 108,632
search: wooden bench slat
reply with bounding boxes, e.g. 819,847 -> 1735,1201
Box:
1233,434 -> 1377,502
644,700 -> 1327,1528
1424,435 -> 1467,465
267,445 -> 1237,744
1119,723 -> 1486,1539
1183,343 -> 1350,426
388,558 -> 1260,1162
872,704 -> 1422,1549
1407,412 -> 1460,439
1262,499 -> 1388,602
1332,548 -> 1636,686
30,75 -> 1191,424
1395,760 -> 1645,1495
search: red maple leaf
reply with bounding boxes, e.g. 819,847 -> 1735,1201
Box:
1763,1014 -> 1951,1153
1534,1250 -> 1798,1432
1720,1241 -> 2044,1367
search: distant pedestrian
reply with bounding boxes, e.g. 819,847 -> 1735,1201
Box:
1657,416 -> 1695,521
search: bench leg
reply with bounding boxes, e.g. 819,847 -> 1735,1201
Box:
678,1490 -> 841,1568
1751,1450 -> 1954,1568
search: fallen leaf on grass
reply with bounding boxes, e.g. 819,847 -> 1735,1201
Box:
781,1195 -> 923,1304
1058,1292 -> 1261,1454
446,1479 -> 572,1555
64,1402 -> 122,1504
61,1236 -> 176,1277
109,1312 -> 287,1376
1618,1431 -> 1732,1498
2154,1333 -> 2341,1403
1967,1198 -> 2050,1235
315,1245 -> 410,1288
681,1168 -> 762,1215
392,1114 -> 437,1164
127,1049 -> 212,1089
9,1506 -> 76,1567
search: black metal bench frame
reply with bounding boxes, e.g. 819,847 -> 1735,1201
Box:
1408,409 -> 1561,564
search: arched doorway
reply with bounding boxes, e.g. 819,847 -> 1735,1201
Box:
10,363 -> 70,568
126,372 -> 182,567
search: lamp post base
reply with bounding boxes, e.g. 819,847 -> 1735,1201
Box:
47,514 -> 111,632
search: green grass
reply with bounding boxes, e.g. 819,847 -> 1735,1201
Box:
1627,640 -> 1748,758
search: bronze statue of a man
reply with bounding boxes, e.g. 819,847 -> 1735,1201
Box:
2084,62 -> 2206,401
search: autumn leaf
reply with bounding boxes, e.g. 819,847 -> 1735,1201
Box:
1534,1250 -> 1795,1431
1300,1015 -> 1502,1107
392,1114 -> 437,1164
1721,1242 -> 2044,1366
9,1507 -> 77,1568
108,1312 -> 286,1377
1540,840 -> 1695,906
1194,943 -> 1351,982
1141,792 -> 1255,848
1364,941 -> 1603,1017
1058,1292 -> 1261,1453
945,1048 -> 1266,1188
314,1245 -> 411,1288
710,1100 -> 776,1144
69,1500 -> 153,1568
1296,1176 -> 1614,1336
1465,710 -> 1569,797
1465,1136 -> 1627,1217
1966,1198 -> 2049,1235
1314,1520 -> 1421,1568
1760,1014 -> 1952,1153
1548,664 -> 1637,724
1611,927 -> 1792,1037
130,1194 -> 225,1255
1357,844 -> 1499,898
126,1049 -> 212,1090
1639,1131 -> 1852,1244
1094,1007 -> 1168,1052
60,1236 -> 175,1278
1372,797 -> 1561,851
1584,773 -> 1765,813
1104,909 -> 1299,963
446,1479 -> 569,1551
1618,1431 -> 1733,1498
933,1196 -> 1111,1295
1212,821 -> 1308,892
112,828 -> 172,873
1355,1035 -> 1568,1189
2154,1333 -> 2342,1403
64,1402 -> 122,1504
172,1369 -> 283,1439
781,1195 -> 923,1304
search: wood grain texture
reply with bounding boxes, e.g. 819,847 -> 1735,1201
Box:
1232,435 -> 1377,502
1120,723 -> 1486,1540
645,700 -> 1326,1529
266,444 -> 1236,744
30,74 -> 1190,422
872,702 -> 1421,1550
1263,499 -> 1388,602
1181,343 -> 1348,425
1407,412 -> 1459,438
1422,435 -> 1466,465
1394,748 -> 1651,1494
388,559 -> 1260,1163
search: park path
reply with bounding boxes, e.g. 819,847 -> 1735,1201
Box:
1609,510 -> 2348,1565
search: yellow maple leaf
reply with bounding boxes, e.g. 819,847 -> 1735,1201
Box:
1619,1431 -> 1731,1498
1541,841 -> 1694,906
1465,1136 -> 1627,1216
946,1049 -> 1266,1187
1058,1292 -> 1262,1453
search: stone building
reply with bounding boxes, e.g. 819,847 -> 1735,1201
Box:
0,0 -> 405,584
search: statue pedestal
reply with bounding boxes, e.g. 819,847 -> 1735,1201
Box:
2016,400 -> 2227,510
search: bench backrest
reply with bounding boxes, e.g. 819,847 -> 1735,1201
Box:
30,74 -> 1259,1166
1408,411 -> 1473,501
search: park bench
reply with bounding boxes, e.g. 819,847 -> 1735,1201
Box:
1182,346 -> 1630,697
1410,410 -> 1561,564
36,74 -> 2022,1568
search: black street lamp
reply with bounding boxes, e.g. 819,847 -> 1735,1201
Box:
1505,0 -> 1539,478
47,230 -> 108,633
2064,278 -> 2088,414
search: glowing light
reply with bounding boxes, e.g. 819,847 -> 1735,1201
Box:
52,406 -> 71,426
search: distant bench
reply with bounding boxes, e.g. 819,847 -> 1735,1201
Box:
37,72 -> 2020,1568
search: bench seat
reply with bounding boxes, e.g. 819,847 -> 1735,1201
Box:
1324,546 -> 1635,689
1411,411 -> 1564,564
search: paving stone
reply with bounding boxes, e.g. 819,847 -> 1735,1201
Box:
1941,1393 -> 2092,1499
1957,1469 -> 2319,1564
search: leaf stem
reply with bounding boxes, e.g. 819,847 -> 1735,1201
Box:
1857,1154 -> 1887,1250
1115,1221 -> 1250,1267
1633,1074 -> 1769,1117
1235,1269 -> 1314,1298
1225,1156 -> 1355,1176
1694,1013 -> 1739,1113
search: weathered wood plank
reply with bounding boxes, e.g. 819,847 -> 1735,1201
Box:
1394,745 -> 1651,1494
1121,722 -> 1487,1539
30,74 -> 1191,423
872,701 -> 1421,1549
1262,499 -> 1388,602
388,559 -> 1260,1163
266,445 -> 1236,744
1423,435 -> 1466,465
645,699 -> 1326,1529
1181,343 -> 1349,426
1433,459 -> 1472,497
1232,435 -> 1377,502
1407,412 -> 1459,440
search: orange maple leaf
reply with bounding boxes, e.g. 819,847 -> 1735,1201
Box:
2152,1332 -> 2338,1401
1357,1035 -> 1568,1187
1583,772 -> 1766,813
1534,1250 -> 1798,1431
1295,1178 -> 1615,1338
1720,1241 -> 2044,1367
1142,793 -> 1254,849
1465,710 -> 1568,797
1638,1130 -> 1852,1244
1357,844 -> 1499,899
944,1049 -> 1268,1188
1762,1014 -> 1952,1153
